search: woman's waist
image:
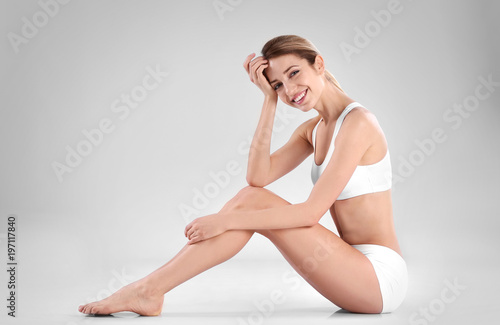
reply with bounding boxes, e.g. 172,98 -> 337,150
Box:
342,230 -> 400,249
338,225 -> 402,258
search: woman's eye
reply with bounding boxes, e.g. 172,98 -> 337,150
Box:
274,83 -> 282,91
290,70 -> 299,77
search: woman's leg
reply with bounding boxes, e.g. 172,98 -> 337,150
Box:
257,224 -> 383,313
79,185 -> 382,315
78,186 -> 279,315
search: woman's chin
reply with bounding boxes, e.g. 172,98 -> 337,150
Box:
296,103 -> 314,112
281,99 -> 313,112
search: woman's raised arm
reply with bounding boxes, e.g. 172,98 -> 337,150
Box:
243,53 -> 278,186
243,53 -> 317,187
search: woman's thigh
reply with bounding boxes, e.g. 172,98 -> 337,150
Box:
262,224 -> 382,313
229,186 -> 383,313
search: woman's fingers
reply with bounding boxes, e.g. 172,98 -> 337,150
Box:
188,233 -> 202,245
244,53 -> 276,97
255,62 -> 268,81
255,62 -> 272,92
185,222 -> 195,238
245,55 -> 266,77
249,58 -> 268,83
186,227 -> 196,239
249,57 -> 266,73
243,53 -> 256,74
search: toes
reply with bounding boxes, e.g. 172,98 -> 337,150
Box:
83,303 -> 95,314
79,301 -> 107,316
78,304 -> 89,313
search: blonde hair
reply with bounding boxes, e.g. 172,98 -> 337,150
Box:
261,35 -> 344,92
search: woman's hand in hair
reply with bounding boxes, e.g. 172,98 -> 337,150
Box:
243,53 -> 277,101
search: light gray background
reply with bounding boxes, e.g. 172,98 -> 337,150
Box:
1,0 -> 499,324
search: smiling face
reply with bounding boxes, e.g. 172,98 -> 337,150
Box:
265,53 -> 326,111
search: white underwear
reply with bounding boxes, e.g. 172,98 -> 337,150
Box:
352,244 -> 408,313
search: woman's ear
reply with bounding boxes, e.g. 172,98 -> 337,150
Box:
314,55 -> 325,74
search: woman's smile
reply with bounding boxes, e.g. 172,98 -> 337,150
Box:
292,89 -> 308,104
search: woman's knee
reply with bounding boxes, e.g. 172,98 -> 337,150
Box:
218,185 -> 263,213
227,185 -> 287,212
236,185 -> 266,197
231,185 -> 269,210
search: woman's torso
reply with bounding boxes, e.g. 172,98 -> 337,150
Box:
307,105 -> 402,256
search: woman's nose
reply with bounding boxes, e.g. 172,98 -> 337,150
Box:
284,82 -> 296,99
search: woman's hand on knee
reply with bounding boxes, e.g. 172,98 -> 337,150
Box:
184,213 -> 228,244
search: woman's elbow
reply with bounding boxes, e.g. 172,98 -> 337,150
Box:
246,176 -> 266,188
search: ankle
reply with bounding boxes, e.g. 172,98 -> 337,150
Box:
136,278 -> 163,298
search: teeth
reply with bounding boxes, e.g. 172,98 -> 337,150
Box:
294,90 -> 306,102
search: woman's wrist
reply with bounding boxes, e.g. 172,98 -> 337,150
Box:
263,93 -> 278,106
218,212 -> 232,232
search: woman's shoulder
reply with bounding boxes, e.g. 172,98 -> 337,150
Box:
344,106 -> 382,133
338,106 -> 387,156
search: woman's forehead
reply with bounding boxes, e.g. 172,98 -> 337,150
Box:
266,54 -> 305,78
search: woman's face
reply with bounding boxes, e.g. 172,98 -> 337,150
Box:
265,54 -> 325,111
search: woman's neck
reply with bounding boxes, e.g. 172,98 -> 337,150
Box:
314,81 -> 354,126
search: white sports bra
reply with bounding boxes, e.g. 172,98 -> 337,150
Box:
311,102 -> 392,200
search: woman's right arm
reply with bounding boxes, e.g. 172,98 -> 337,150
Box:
246,95 -> 277,186
243,54 -> 314,187
243,53 -> 278,186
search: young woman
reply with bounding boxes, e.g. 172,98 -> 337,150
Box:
78,35 -> 407,316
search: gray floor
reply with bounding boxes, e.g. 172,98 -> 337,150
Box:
1,253 -> 497,325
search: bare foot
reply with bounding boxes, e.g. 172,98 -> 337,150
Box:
78,280 -> 164,316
